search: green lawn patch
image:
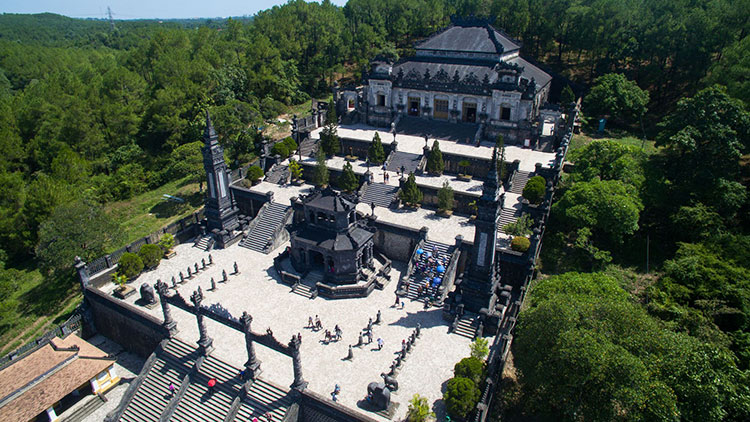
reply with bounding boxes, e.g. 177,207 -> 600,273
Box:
569,131 -> 657,156
105,177 -> 203,247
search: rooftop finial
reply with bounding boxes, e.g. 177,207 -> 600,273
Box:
204,110 -> 218,145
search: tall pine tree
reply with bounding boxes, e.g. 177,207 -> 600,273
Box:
426,140 -> 444,175
368,132 -> 386,165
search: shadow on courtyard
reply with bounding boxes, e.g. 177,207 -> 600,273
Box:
387,308 -> 447,330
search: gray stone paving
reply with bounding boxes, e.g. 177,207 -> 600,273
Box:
103,240 -> 482,421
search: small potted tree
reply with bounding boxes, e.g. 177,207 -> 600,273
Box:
437,181 -> 454,217
468,200 -> 478,220
112,271 -> 135,299
457,160 -> 472,181
159,233 -> 176,259
118,252 -> 144,280
289,159 -> 304,185
398,172 -> 423,208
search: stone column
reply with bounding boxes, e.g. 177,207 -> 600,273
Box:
241,312 -> 262,380
156,280 -> 178,337
289,334 -> 308,390
190,287 -> 213,355
74,256 -> 89,292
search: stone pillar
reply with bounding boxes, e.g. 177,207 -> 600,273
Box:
289,334 -> 308,390
156,280 -> 178,337
241,312 -> 262,380
74,256 -> 89,292
190,287 -> 213,355
45,406 -> 58,422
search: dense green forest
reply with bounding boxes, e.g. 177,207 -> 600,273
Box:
0,0 -> 748,419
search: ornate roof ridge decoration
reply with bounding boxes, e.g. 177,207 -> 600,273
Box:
405,68 -> 422,82
463,72 -> 482,86
433,68 -> 450,83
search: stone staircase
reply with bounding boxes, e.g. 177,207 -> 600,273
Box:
119,338 -> 199,422
299,136 -> 319,158
193,235 -> 212,251
497,207 -> 520,231
291,282 -> 315,299
359,182 -> 399,208
239,203 -> 290,253
60,394 -> 106,422
233,379 -> 293,422
170,355 -> 243,422
265,164 -> 289,185
509,170 -> 532,195
386,151 -> 422,174
452,314 -> 478,339
403,240 -> 453,301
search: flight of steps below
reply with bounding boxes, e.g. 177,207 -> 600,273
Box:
193,235 -> 211,251
170,356 -> 241,422
291,282 -> 315,299
239,203 -> 290,253
233,380 -> 291,422
452,315 -> 477,339
60,394 -> 106,422
508,170 -> 532,194
497,208 -> 520,230
386,151 -> 422,174
265,165 -> 289,185
120,340 -> 197,422
360,183 -> 399,208
403,240 -> 453,301
298,137 -> 319,158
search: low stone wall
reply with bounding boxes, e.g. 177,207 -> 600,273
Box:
230,183 -> 271,217
340,137 -> 394,159
371,220 -> 422,262
84,286 -> 168,358
299,390 -> 380,422
418,182 -> 479,215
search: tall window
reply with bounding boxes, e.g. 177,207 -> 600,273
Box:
377,94 -> 386,107
500,106 -> 511,121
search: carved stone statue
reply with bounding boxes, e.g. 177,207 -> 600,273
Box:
140,283 -> 157,306
366,382 -> 391,410
381,372 -> 398,391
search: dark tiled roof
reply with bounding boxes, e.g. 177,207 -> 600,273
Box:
416,24 -> 520,54
507,57 -> 553,88
295,227 -> 373,251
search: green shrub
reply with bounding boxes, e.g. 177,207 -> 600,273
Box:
444,377 -> 480,419
426,140 -> 444,175
338,162 -> 359,192
470,337 -> 489,360
399,172 -> 423,206
522,175 -> 546,204
247,165 -> 264,182
454,356 -> 485,385
118,252 -> 144,279
458,159 -> 470,174
437,181 -> 454,212
511,236 -> 531,252
289,159 -> 303,180
138,244 -> 162,269
502,214 -> 533,236
158,233 -> 175,252
282,136 -> 298,154
270,142 -> 290,158
406,394 -> 435,422
314,148 -> 330,187
368,133 -> 386,165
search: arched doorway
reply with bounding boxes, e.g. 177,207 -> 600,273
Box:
462,99 -> 477,123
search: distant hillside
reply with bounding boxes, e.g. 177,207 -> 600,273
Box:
0,13 -> 249,47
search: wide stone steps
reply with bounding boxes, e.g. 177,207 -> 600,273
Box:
232,379 -> 292,422
299,137 -> 319,158
194,235 -> 211,251
265,165 -> 289,185
497,208 -> 520,231
453,315 -> 477,339
386,151 -> 422,174
291,282 -> 314,299
120,339 -> 198,422
404,240 -> 453,301
60,394 -> 106,422
239,203 -> 290,253
170,355 -> 243,422
360,182 -> 399,208
509,170 -> 532,195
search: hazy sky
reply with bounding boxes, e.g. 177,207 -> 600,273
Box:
0,0 -> 348,20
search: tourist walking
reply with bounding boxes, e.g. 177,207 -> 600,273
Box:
308,316 -> 314,328
168,382 -> 176,397
315,315 -> 322,330
377,337 -> 384,350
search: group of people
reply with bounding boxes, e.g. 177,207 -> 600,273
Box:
408,246 -> 448,300
307,315 -> 342,344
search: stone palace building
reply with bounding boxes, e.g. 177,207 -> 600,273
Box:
342,19 -> 552,145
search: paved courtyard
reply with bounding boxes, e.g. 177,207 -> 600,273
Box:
311,123 -> 557,172
103,240 -> 481,420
